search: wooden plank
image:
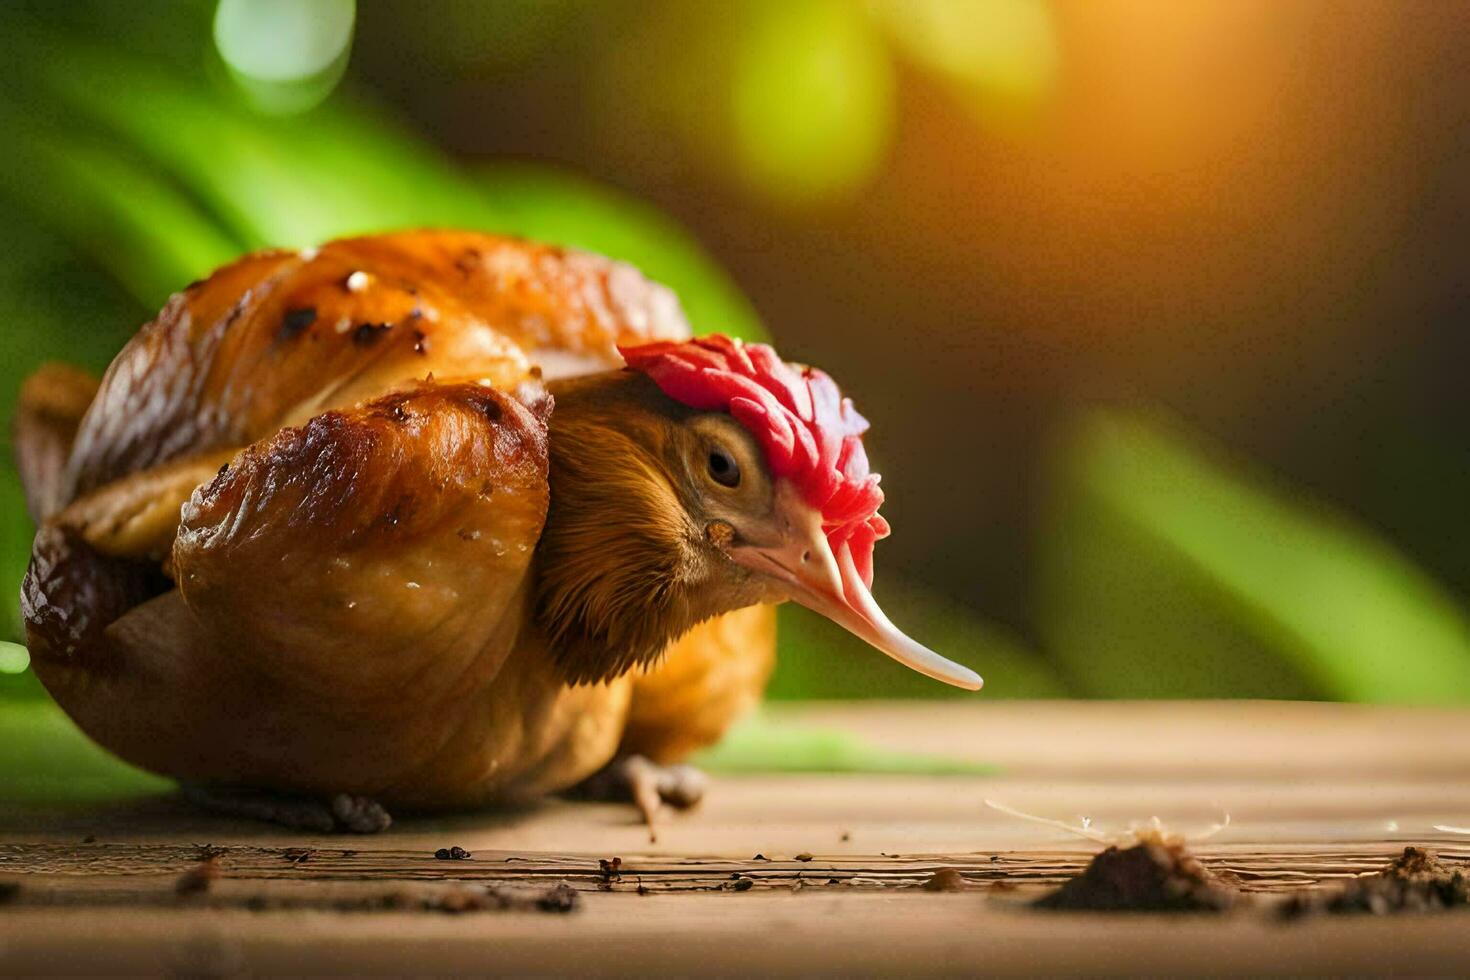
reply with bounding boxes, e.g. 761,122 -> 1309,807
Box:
3,892 -> 1470,976
2,700 -> 1468,975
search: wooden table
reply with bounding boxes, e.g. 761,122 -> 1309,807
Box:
3,701 -> 1468,976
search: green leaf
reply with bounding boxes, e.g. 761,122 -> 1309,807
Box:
37,52 -> 503,255
0,211 -> 148,647
0,700 -> 171,803
0,113 -> 243,306
694,710 -> 996,775
1039,410 -> 1470,703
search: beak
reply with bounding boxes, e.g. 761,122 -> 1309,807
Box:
729,484 -> 983,691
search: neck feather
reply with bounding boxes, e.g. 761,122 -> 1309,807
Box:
535,372 -> 715,684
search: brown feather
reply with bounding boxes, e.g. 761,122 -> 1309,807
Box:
537,372 -> 777,684
538,372 -> 697,683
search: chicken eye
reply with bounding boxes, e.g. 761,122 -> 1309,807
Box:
707,447 -> 741,488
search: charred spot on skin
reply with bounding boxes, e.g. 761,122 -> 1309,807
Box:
380,494 -> 414,529
279,306 -> 317,340
412,328 -> 428,355
454,248 -> 482,277
368,394 -> 413,425
353,322 -> 393,346
464,391 -> 504,424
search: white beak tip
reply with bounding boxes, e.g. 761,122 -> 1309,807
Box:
939,665 -> 984,691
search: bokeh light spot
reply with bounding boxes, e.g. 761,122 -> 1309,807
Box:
214,0 -> 356,114
874,0 -> 1057,122
729,0 -> 895,206
0,642 -> 30,675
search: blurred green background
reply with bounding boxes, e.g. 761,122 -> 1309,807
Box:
1,0 -> 1467,738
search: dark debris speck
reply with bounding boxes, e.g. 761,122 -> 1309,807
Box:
922,868 -> 967,892
1280,847 -> 1469,919
535,881 -> 580,913
435,846 -> 472,861
175,859 -> 221,897
1035,841 -> 1237,913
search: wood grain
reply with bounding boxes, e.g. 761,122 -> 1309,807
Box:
2,700 -> 1467,976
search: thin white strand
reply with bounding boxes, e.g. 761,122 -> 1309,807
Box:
984,799 -> 1113,844
1191,813 -> 1232,842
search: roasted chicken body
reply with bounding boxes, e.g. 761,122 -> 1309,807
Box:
15,231 -> 978,828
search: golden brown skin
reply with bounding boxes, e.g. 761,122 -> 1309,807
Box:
16,231 -> 775,810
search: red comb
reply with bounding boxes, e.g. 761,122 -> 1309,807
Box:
619,335 -> 890,585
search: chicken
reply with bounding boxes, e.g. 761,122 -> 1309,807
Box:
13,231 -> 980,833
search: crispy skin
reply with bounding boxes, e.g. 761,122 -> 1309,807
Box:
28,383 -> 626,805
18,231 -> 773,806
63,230 -> 688,502
22,525 -> 163,671
175,382 -> 550,706
12,363 -> 100,523
51,451 -> 236,562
